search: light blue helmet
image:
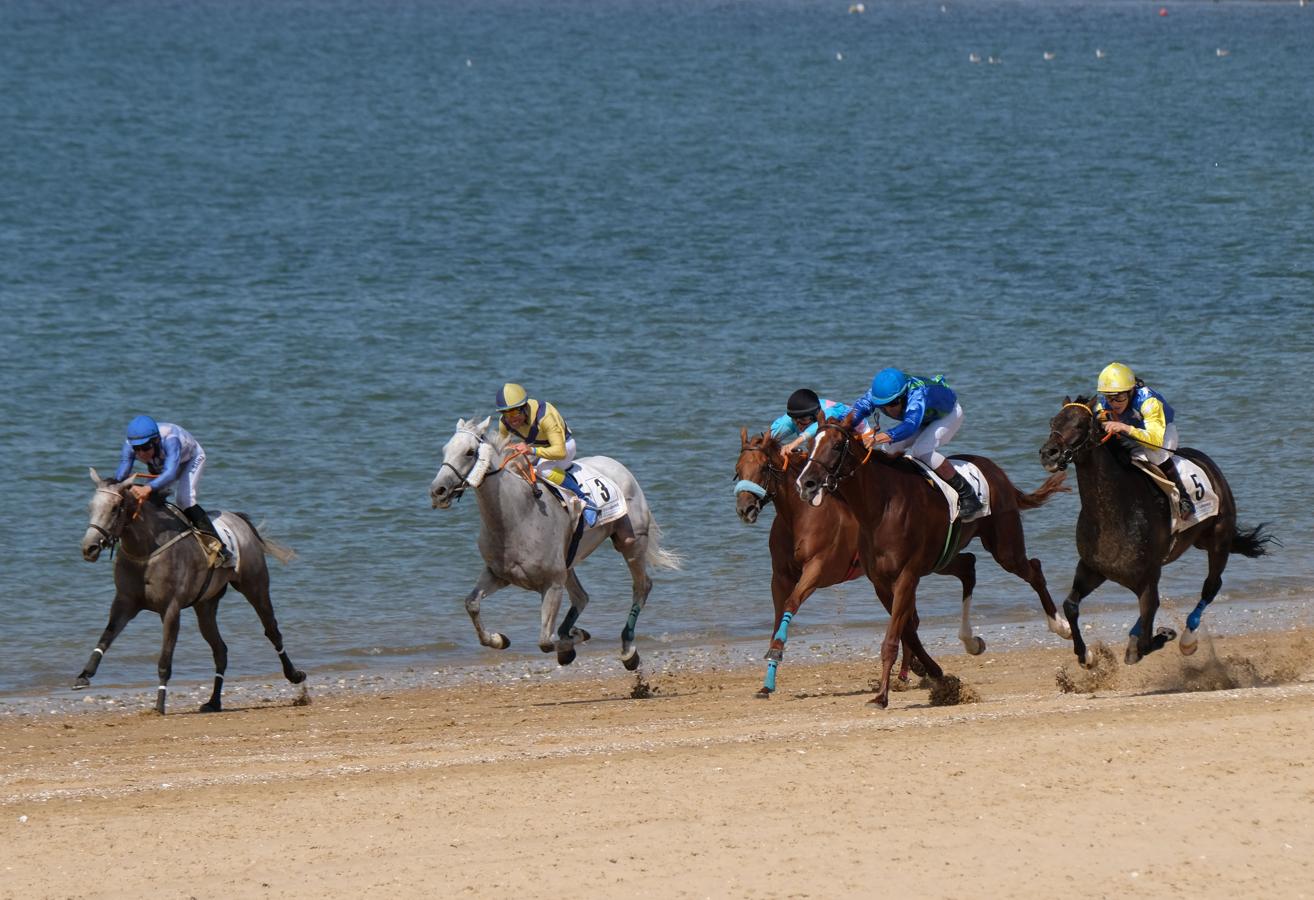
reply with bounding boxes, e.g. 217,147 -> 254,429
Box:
869,368 -> 910,405
125,415 -> 160,446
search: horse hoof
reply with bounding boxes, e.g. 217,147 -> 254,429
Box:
199,701 -> 221,713
1052,617 -> 1073,641
621,649 -> 641,671
1180,633 -> 1199,656
289,669 -> 307,685
967,636 -> 986,656
573,628 -> 592,644
72,677 -> 90,690
866,695 -> 890,709
1156,626 -> 1178,642
755,687 -> 772,699
557,646 -> 577,666
489,633 -> 510,650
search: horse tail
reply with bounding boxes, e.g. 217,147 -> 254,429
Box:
1014,470 -> 1071,510
233,512 -> 298,564
644,517 -> 683,571
1231,522 -> 1277,559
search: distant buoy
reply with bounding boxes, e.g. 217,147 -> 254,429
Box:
1215,47 -> 1230,57
969,52 -> 981,64
1095,48 -> 1106,59
836,52 -> 844,61
848,2 -> 865,12
1159,7 -> 1168,15
1043,51 -> 1056,61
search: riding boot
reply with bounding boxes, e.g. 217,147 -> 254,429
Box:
948,473 -> 983,519
183,504 -> 233,565
557,472 -> 599,527
1157,458 -> 1195,519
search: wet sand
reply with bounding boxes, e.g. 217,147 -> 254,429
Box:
3,625 -> 1314,899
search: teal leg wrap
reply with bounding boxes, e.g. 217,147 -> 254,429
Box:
764,659 -> 779,693
773,611 -> 794,644
622,602 -> 641,643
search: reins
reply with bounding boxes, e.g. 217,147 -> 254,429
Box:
736,443 -> 789,503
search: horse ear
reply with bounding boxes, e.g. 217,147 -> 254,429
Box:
476,415 -> 492,433
740,426 -> 749,447
89,466 -> 102,485
1062,395 -> 1071,405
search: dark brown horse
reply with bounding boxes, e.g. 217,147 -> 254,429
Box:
1039,397 -> 1273,667
736,430 -> 929,697
796,422 -> 1070,707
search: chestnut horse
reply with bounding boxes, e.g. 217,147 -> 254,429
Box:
1039,397 -> 1274,667
796,421 -> 1070,708
736,429 -> 1020,697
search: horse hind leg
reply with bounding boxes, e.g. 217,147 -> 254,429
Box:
1181,546 -> 1229,656
193,599 -> 229,712
73,595 -> 139,689
617,530 -> 653,672
940,552 -> 984,655
1127,581 -> 1175,665
236,577 -> 306,685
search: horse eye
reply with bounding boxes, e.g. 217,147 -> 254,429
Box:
465,449 -> 475,457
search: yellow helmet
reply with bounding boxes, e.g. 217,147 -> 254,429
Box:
495,382 -> 528,411
1097,362 -> 1136,394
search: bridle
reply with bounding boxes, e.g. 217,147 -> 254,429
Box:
86,486 -> 138,551
801,421 -> 858,495
1046,402 -> 1102,469
735,443 -> 788,506
438,429 -> 525,503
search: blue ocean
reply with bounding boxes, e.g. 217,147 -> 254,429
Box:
2,0 -> 1311,704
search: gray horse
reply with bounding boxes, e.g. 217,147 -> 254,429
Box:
78,468 -> 306,714
429,418 -> 680,669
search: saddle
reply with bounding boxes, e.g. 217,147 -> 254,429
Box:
1131,455 -> 1219,533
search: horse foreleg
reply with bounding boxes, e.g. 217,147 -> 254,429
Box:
155,601 -> 183,715
73,594 -> 139,689
615,525 -> 653,672
464,568 -> 510,650
871,573 -> 922,709
760,562 -> 825,698
1127,580 -> 1174,665
1064,561 -> 1106,668
1181,546 -> 1228,655
757,570 -> 793,697
193,600 -> 229,712
539,582 -> 568,657
555,572 -> 594,666
240,581 -> 306,686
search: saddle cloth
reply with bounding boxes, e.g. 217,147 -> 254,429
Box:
569,462 -> 628,527
208,513 -> 241,569
910,458 -> 991,524
1132,455 -> 1220,533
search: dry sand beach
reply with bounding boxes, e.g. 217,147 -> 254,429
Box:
4,626 -> 1314,900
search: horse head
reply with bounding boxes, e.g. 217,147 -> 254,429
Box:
1039,396 -> 1103,472
735,429 -> 789,524
430,417 -> 498,508
795,418 -> 856,507
81,467 -> 145,561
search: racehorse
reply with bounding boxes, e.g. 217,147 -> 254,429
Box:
1039,397 -> 1273,667
429,418 -> 680,671
736,429 -> 987,697
78,469 -> 306,714
796,421 -> 1071,708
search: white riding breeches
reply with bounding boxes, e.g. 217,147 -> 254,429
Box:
174,448 -> 206,508
1132,422 -> 1178,465
884,403 -> 964,470
532,437 -> 577,478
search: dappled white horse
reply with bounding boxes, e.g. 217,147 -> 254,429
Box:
430,418 -> 681,669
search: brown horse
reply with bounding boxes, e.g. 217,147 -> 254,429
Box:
1039,397 -> 1274,667
736,430 -> 932,696
796,421 -> 1070,707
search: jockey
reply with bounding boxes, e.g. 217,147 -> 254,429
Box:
496,383 -> 598,527
1094,362 -> 1194,518
841,367 -> 983,518
770,388 -> 872,454
113,415 -> 232,563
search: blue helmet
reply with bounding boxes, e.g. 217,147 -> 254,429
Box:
869,368 -> 910,405
125,415 -> 160,446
